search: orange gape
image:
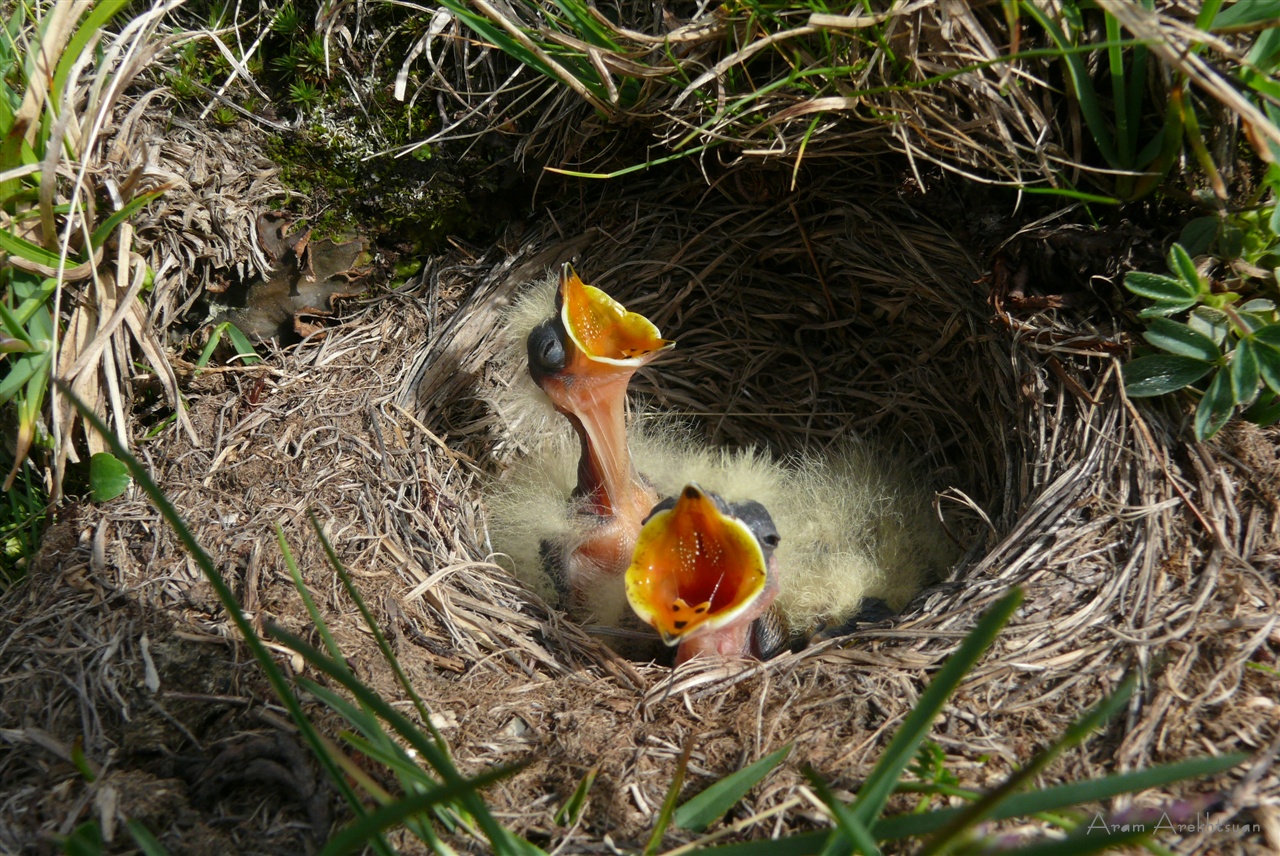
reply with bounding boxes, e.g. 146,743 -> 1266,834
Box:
625,484 -> 773,656
560,270 -> 673,362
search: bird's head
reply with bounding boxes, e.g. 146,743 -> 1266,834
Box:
625,483 -> 781,662
525,266 -> 673,517
526,265 -> 673,389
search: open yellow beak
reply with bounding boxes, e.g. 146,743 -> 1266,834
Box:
559,266 -> 673,366
625,484 -> 771,646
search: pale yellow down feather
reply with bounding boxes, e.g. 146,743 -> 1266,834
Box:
482,274 -> 955,634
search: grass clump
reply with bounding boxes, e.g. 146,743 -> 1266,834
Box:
1,1 -> 179,508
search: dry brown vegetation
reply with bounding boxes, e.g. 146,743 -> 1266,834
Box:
2,1 -> 1279,853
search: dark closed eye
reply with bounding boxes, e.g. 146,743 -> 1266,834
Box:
527,318 -> 567,377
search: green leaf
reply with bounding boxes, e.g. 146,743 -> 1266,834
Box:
1137,298 -> 1197,318
1195,369 -> 1235,440
62,821 -> 103,856
1220,222 -> 1245,259
1245,23 -> 1280,74
89,188 -> 166,250
317,762 -> 535,856
1233,339 -> 1261,402
9,276 -> 58,327
0,224 -> 73,268
0,348 -> 51,406
89,452 -> 131,502
1202,290 -> 1241,309
806,770 -> 880,856
675,745 -> 793,831
1254,326 -> 1280,349
1122,354 -> 1214,397
1123,271 -> 1196,302
222,322 -> 263,365
1178,216 -> 1218,256
0,296 -> 34,345
1245,391 -> 1280,426
646,740 -> 691,856
1168,244 -> 1204,294
1188,306 -> 1229,345
850,590 -> 1023,827
1142,317 -> 1220,361
57,386 -> 398,856
698,754 -> 1248,854
1213,0 -> 1280,28
1253,336 -> 1280,393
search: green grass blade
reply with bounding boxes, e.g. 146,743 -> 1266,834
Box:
8,275 -> 57,327
1104,12 -> 1132,166
89,188 -> 166,250
806,769 -> 879,856
980,825 -> 1150,855
699,753 -> 1248,853
918,677 -> 1137,855
125,819 -> 171,856
277,526 -> 348,670
266,622 -> 536,854
555,766 -> 598,827
52,0 -> 127,105
319,762 -> 532,856
851,588 -> 1023,826
0,348 -> 50,406
306,513 -> 442,746
222,322 -> 262,365
675,744 -> 792,831
0,223 -> 75,267
645,737 -> 692,855
0,297 -> 34,346
1018,2 -> 1120,167
547,0 -> 619,49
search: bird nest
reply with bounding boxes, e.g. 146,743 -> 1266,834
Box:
3,159 -> 1279,852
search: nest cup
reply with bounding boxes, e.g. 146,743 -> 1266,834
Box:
4,165 -> 1274,851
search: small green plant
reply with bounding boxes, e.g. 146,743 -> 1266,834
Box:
0,461 -> 45,591
196,321 -> 262,368
211,104 -> 238,126
1123,240 -> 1280,440
287,78 -> 321,111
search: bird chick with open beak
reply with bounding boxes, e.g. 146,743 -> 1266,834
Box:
521,266 -> 673,625
626,483 -> 784,664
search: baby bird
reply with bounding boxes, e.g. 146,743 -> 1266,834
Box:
623,441 -> 954,662
625,483 -> 782,664
488,266 -> 672,629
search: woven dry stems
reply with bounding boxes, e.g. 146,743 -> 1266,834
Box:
3,138 -> 1278,850
421,0 -> 1279,189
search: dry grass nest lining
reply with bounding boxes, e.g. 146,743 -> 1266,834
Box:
4,170 -> 1279,850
